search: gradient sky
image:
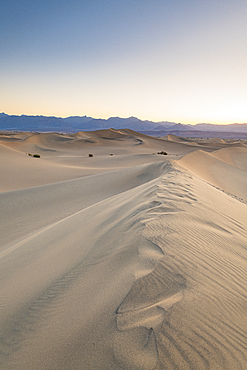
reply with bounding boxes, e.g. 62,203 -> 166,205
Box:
1,0 -> 247,124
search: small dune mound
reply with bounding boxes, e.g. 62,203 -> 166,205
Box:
162,134 -> 189,142
87,128 -> 131,140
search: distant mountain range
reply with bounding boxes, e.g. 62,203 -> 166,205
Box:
1,113 -> 247,139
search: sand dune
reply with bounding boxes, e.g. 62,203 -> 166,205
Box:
0,130 -> 246,369
179,147 -> 247,201
0,130 -> 206,192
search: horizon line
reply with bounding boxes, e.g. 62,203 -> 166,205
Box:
1,112 -> 246,126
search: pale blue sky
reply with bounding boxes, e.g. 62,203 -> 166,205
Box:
1,0 -> 247,123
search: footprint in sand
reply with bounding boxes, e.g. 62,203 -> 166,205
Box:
113,259 -> 185,369
113,327 -> 158,370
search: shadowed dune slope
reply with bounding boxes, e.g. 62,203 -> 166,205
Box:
0,161 -> 166,247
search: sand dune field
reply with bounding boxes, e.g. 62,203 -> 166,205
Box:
0,129 -> 247,369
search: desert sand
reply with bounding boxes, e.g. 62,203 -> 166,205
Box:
0,129 -> 247,369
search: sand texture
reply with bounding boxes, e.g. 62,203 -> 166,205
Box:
0,129 -> 247,369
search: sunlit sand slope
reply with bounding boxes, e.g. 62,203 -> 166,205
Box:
131,163 -> 247,370
0,133 -> 246,369
179,147 -> 247,201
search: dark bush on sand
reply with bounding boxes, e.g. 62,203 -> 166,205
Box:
27,153 -> 40,158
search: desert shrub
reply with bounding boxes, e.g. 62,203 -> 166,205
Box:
109,153 -> 113,156
88,154 -> 93,157
157,151 -> 167,155
27,153 -> 40,157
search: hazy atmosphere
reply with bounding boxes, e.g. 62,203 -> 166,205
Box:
1,0 -> 247,124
